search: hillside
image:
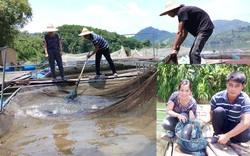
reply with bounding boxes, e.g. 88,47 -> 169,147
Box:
132,26 -> 194,47
132,26 -> 175,43
207,26 -> 250,50
13,20 -> 250,62
212,19 -> 250,35
132,20 -> 250,49
13,25 -> 147,62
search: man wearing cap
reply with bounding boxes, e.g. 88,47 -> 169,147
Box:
208,71 -> 250,144
78,27 -> 118,79
43,23 -> 67,82
160,1 -> 214,64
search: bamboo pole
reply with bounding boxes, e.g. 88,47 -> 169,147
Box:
1,52 -> 7,113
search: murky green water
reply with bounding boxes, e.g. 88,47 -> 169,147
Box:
0,85 -> 156,156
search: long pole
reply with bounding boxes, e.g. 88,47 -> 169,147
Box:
152,33 -> 155,59
1,52 -> 7,112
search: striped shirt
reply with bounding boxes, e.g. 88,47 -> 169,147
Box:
167,92 -> 197,117
211,90 -> 250,123
90,33 -> 109,51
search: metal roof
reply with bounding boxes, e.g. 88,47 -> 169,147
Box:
0,46 -> 8,51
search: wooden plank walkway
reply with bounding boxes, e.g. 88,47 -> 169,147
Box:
0,71 -> 139,95
0,71 -> 31,82
2,71 -> 138,86
157,104 -> 250,156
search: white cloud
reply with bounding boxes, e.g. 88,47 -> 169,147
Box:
127,2 -> 143,15
77,2 -> 153,34
116,2 -> 126,9
22,0 -> 250,34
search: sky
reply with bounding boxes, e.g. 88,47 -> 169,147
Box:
22,0 -> 250,35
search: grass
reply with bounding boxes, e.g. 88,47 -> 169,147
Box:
157,101 -> 166,109
157,111 -> 166,121
157,101 -> 166,126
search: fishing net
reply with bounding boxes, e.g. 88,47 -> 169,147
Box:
0,147 -> 20,156
0,65 -> 157,155
87,67 -> 156,99
64,89 -> 77,100
88,67 -> 157,117
0,105 -> 21,156
175,119 -> 208,156
0,109 -> 14,138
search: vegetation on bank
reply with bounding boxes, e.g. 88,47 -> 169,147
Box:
0,1 -> 150,63
157,64 -> 250,103
13,24 -> 250,63
12,25 -> 151,62
133,21 -> 250,50
57,25 -> 149,54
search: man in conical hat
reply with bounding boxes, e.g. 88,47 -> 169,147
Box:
160,1 -> 214,64
78,27 -> 118,79
43,23 -> 67,82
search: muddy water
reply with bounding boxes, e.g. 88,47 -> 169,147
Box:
0,85 -> 156,156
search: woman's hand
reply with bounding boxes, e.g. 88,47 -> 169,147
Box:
177,114 -> 187,123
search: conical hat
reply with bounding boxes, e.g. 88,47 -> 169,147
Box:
160,1 -> 183,16
78,27 -> 93,36
44,23 -> 58,32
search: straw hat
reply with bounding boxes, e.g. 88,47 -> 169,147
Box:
44,23 -> 58,32
160,1 -> 183,16
78,27 -> 93,36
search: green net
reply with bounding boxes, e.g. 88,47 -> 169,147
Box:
65,89 -> 77,100
175,119 -> 208,156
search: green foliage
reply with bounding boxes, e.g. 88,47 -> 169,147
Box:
13,25 -> 146,62
157,64 -> 250,103
0,0 -> 32,47
141,39 -> 151,47
133,20 -> 250,50
14,31 -> 44,62
208,26 -> 250,48
57,25 -> 144,54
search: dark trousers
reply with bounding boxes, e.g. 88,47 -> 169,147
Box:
48,49 -> 65,78
162,113 -> 189,131
212,107 -> 250,143
189,30 -> 213,64
95,48 -> 116,75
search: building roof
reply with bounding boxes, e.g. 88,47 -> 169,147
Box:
0,46 -> 8,51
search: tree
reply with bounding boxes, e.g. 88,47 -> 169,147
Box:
0,0 -> 32,47
14,31 -> 44,62
141,39 -> 151,47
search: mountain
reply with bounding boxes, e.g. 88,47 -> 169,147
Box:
212,19 -> 250,35
208,25 -> 250,48
132,26 -> 175,43
132,20 -> 250,48
132,26 -> 194,46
